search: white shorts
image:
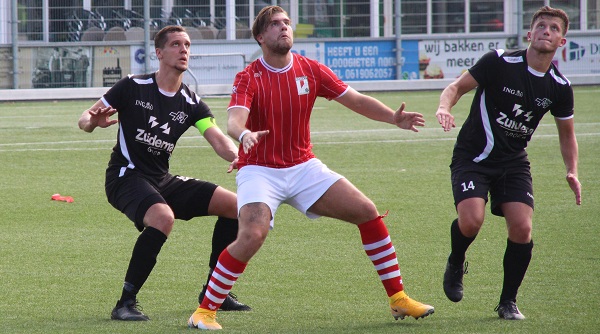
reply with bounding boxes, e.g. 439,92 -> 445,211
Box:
236,158 -> 344,228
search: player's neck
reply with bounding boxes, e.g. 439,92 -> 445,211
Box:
262,51 -> 292,69
155,69 -> 183,93
525,47 -> 555,73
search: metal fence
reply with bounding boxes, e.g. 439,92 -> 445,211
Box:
1,0 -> 599,92
8,0 -> 599,43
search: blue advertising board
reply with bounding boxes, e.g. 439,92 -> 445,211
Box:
322,40 -> 419,81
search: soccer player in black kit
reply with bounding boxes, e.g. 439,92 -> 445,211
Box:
78,25 -> 250,321
435,6 -> 581,320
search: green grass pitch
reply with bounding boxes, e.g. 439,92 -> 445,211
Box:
0,86 -> 598,333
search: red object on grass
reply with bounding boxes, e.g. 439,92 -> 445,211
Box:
51,194 -> 74,203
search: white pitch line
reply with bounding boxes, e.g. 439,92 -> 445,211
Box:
0,139 -> 115,147
1,132 -> 599,153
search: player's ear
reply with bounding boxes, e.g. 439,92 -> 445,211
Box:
559,38 -> 566,47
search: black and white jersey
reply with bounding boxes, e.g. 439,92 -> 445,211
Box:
102,73 -> 213,178
454,49 -> 574,165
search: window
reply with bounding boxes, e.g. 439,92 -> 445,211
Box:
470,1 -> 504,32
401,1 -> 427,34
432,0 -> 465,33
589,0 -> 600,29
18,0 -> 43,41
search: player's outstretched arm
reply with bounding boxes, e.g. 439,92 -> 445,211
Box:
336,88 -> 423,131
78,99 -> 117,133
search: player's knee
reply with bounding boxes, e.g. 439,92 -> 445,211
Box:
458,218 -> 483,237
144,205 -> 175,235
351,200 -> 379,223
508,222 -> 532,242
246,228 -> 268,244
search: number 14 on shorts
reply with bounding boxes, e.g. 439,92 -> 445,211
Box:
461,181 -> 475,192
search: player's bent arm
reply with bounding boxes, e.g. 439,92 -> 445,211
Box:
438,71 -> 479,113
436,72 -> 479,131
227,107 -> 251,142
335,88 -> 396,124
78,99 -> 116,132
78,99 -> 105,132
555,117 -> 581,204
203,126 -> 239,163
555,117 -> 579,176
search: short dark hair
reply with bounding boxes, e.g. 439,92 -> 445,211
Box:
530,6 -> 569,35
252,5 -> 289,46
154,25 -> 187,49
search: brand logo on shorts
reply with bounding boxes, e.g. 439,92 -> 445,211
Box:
526,192 -> 534,200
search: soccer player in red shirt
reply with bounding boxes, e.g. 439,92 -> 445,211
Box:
189,6 -> 434,330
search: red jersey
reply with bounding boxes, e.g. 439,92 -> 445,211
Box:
228,54 -> 348,168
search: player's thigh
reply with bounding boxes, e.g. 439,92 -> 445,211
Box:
456,197 -> 487,236
105,172 -> 166,231
161,175 -> 218,220
489,164 -> 533,217
309,178 -> 378,224
451,159 -> 493,228
236,165 -> 286,223
207,186 -> 237,219
451,159 -> 493,205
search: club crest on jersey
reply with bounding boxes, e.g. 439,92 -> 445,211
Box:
535,97 -> 552,109
296,76 -> 309,95
169,111 -> 188,124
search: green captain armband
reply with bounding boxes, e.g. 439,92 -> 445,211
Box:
195,117 -> 218,135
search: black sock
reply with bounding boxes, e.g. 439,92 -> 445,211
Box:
208,217 -> 239,269
119,226 -> 167,303
500,239 -> 533,303
449,218 -> 476,265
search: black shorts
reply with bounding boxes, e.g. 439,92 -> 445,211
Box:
105,169 -> 218,231
450,157 -> 534,217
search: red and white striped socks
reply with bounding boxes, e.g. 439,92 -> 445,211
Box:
358,215 -> 404,297
200,248 -> 247,311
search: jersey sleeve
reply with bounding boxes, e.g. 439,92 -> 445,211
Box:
551,85 -> 574,119
317,63 -> 348,100
102,76 -> 130,111
228,70 -> 253,110
468,50 -> 501,88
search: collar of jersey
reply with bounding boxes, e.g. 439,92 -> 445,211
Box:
158,87 -> 178,97
527,66 -> 546,77
259,53 -> 294,73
